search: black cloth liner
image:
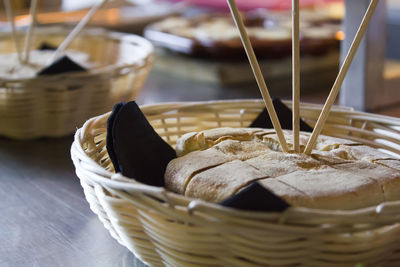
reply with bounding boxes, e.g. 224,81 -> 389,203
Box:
38,42 -> 57,50
106,101 -> 176,187
106,103 -> 124,173
250,98 -> 313,132
37,55 -> 86,76
220,182 -> 289,212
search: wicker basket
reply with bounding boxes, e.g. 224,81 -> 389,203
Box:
71,99 -> 400,267
0,26 -> 153,139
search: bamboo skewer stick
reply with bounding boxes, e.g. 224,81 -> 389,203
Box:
23,0 -> 39,64
51,0 -> 108,62
292,0 -> 300,153
3,0 -> 23,64
226,0 -> 289,153
304,0 -> 379,155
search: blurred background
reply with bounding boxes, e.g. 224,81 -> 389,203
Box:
0,0 -> 399,115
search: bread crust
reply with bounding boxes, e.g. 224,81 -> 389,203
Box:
165,127 -> 400,209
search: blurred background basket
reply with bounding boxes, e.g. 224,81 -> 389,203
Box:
0,26 -> 153,139
71,99 -> 400,267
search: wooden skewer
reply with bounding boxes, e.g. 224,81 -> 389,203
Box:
51,0 -> 108,62
304,0 -> 379,155
3,0 -> 23,64
23,0 -> 39,64
292,0 -> 300,153
226,0 -> 289,153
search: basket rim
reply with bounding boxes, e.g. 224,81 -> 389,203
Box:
71,99 -> 400,222
0,26 -> 154,82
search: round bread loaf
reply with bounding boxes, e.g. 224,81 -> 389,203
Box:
164,127 -> 400,210
144,14 -> 339,60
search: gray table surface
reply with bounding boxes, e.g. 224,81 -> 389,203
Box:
0,70 -> 328,267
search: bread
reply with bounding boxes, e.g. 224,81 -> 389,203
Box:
0,50 -> 92,79
144,14 -> 339,60
165,127 -> 400,210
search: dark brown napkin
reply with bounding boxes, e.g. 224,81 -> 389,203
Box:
221,182 -> 289,212
106,103 -> 124,173
38,42 -> 57,51
106,101 -> 176,187
37,55 -> 86,76
250,98 -> 313,132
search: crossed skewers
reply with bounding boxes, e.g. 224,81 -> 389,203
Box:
3,0 -> 109,66
226,0 -> 379,154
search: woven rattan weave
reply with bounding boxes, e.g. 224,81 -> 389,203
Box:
0,27 -> 153,139
71,100 -> 400,267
